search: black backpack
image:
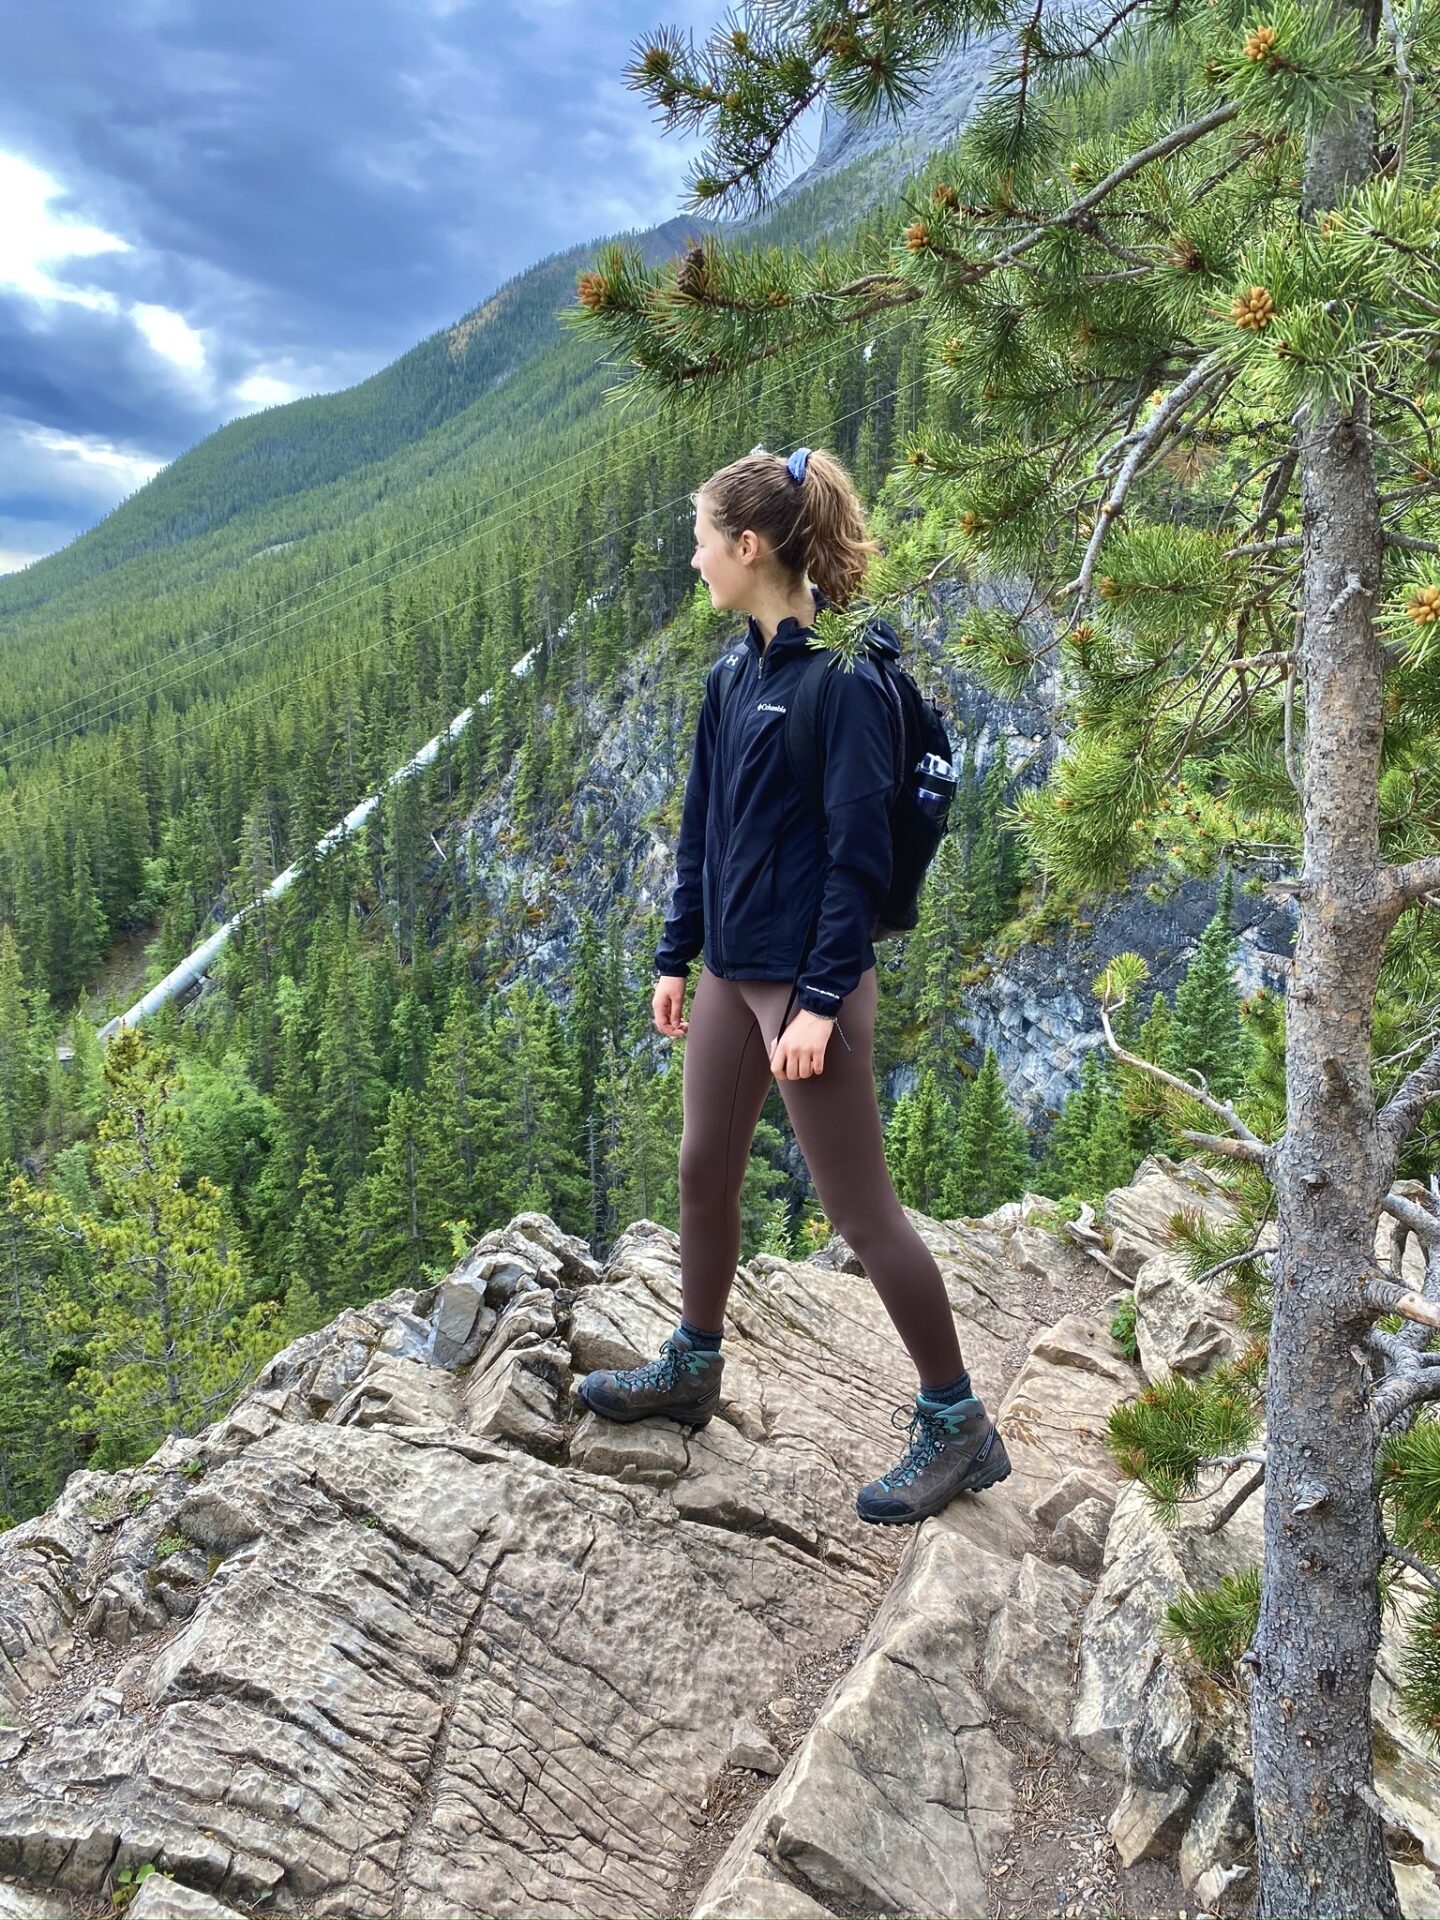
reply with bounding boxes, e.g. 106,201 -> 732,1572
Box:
717,624 -> 955,947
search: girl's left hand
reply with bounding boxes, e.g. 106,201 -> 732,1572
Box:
769,1010 -> 834,1080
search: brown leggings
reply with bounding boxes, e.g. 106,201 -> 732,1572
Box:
677,963 -> 967,1390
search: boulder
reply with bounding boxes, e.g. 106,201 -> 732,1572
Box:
981,1552 -> 1092,1744
1101,1156 -> 1242,1259
1132,1251 -> 1243,1383
1178,1769 -> 1253,1894
694,1519 -> 1017,1919
1108,1778 -> 1191,1867
727,1717 -> 783,1776
3,1210 -> 1049,1920
1048,1496 -> 1112,1577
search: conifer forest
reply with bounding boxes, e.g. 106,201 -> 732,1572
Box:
3,3 -> 1440,1912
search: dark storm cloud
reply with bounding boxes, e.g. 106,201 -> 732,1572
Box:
0,0 -> 727,571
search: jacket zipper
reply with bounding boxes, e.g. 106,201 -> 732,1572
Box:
718,648 -> 760,975
714,636 -> 777,976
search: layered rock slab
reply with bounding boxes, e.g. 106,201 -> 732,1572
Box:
694,1297 -> 1142,1918
0,1207 -> 1050,1920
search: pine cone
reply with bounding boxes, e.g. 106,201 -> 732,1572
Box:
904,221 -> 931,251
677,245 -> 710,300
1232,285 -> 1275,330
1243,23 -> 1278,60
576,272 -> 609,313
1408,585 -> 1440,626
932,182 -> 960,210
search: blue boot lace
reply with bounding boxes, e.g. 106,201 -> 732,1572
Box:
878,1399 -> 950,1490
612,1338 -> 685,1392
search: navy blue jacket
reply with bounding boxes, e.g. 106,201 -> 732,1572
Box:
653,588 -> 901,1017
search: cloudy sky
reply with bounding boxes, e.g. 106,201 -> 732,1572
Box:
0,0 -> 822,575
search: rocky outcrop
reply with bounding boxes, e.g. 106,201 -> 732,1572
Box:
0,1189 -> 1110,1920
690,1198 -> 1158,1920
4,1156 -> 1434,1919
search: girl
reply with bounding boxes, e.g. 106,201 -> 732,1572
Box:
577,446 -> 1009,1524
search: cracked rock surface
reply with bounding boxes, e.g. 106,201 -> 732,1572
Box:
0,1201 -> 1079,1920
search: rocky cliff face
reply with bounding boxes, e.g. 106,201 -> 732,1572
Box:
2,1158 -> 1435,1919
771,36 -> 1009,206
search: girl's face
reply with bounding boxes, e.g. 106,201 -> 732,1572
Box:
692,497 -> 759,612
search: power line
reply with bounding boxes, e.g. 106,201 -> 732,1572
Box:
2,317 -> 920,776
2,412 -> 666,773
38,325 -> 932,823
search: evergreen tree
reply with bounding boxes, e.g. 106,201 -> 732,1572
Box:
0,926 -> 42,1164
278,1269 -> 326,1346
905,832 -> 974,1069
287,1146 -> 344,1311
6,1028 -> 276,1468
604,1036 -> 682,1236
1035,1046 -> 1137,1209
64,824 -> 109,995
968,745 -> 1017,943
420,981 -> 492,1234
1116,989 -> 1176,1162
1166,869 -> 1247,1105
946,1049 -> 1032,1216
313,934 -> 387,1193
886,1067 -> 961,1214
574,19 -> 1440,1897
485,982 -> 588,1231
358,1087 -> 431,1290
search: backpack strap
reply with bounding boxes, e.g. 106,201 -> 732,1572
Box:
776,629 -> 902,1040
783,629 -> 903,821
715,645 -> 748,734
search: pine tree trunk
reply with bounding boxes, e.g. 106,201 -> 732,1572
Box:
1250,5 -> 1398,1905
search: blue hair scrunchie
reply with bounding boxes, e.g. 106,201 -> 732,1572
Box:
786,446 -> 811,483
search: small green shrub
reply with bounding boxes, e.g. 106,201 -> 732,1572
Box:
1110,1292 -> 1140,1363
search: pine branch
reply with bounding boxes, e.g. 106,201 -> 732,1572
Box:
1381,855 -> 1440,914
1064,352 -> 1232,605
1379,0 -> 1416,182
1180,1129 -> 1274,1166
1377,1032 -> 1440,1159
1097,1000 -> 1272,1154
1373,1368 -> 1440,1431
1382,1183 -> 1440,1241
1384,1538 -> 1440,1592
1225,536 -> 1303,558
974,103 -> 1242,279
1363,1274 -> 1440,1330
1205,1463 -> 1266,1534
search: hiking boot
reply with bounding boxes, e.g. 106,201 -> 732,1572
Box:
855,1391 -> 1010,1525
575,1326 -> 723,1428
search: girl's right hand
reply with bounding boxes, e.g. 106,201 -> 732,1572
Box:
654,975 -> 689,1038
